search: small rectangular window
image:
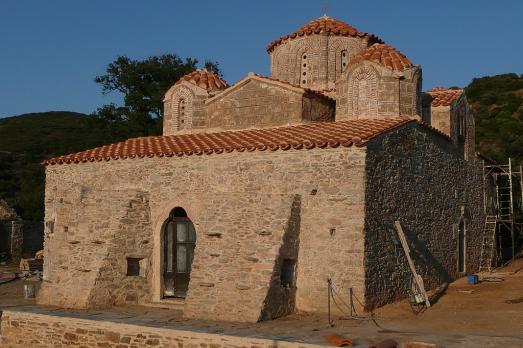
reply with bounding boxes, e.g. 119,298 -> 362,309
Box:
126,257 -> 142,277
281,259 -> 296,288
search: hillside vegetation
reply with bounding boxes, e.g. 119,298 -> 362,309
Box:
0,74 -> 522,220
0,111 -> 129,220
465,73 -> 523,164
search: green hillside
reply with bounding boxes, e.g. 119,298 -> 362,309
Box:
0,111 -> 128,220
466,73 -> 523,164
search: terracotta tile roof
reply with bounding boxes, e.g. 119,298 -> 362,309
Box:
251,73 -> 335,102
427,87 -> 463,107
43,118 -> 414,166
348,44 -> 413,72
176,69 -> 229,92
267,15 -> 382,53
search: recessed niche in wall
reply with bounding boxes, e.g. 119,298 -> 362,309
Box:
126,257 -> 144,277
45,220 -> 54,235
281,259 -> 296,288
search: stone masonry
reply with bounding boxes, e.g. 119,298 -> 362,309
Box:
33,14 -> 488,326
163,74 -> 335,135
37,120 -> 486,320
205,75 -> 335,130
1,308 -> 333,348
335,61 -> 421,120
363,124 -> 484,309
39,146 -> 367,322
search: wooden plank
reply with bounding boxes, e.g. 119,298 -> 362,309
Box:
394,220 -> 431,308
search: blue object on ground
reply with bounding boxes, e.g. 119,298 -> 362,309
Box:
467,274 -> 479,285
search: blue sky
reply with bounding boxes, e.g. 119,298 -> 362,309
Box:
1,0 -> 522,118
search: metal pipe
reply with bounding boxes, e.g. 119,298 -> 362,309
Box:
509,158 -> 515,260
481,160 -> 487,215
520,164 -> 523,215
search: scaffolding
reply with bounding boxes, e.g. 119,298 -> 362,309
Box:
480,158 -> 523,271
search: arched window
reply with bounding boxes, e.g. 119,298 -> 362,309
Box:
170,87 -> 193,132
350,67 -> 379,118
177,98 -> 187,129
163,207 -> 196,298
300,53 -> 309,87
340,50 -> 348,72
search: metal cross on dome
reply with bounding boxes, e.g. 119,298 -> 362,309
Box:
322,0 -> 328,16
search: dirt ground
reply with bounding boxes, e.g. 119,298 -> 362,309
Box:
0,263 -> 40,307
1,258 -> 523,347
373,257 -> 523,338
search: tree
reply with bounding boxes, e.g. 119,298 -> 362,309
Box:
94,55 -> 221,136
466,73 -> 523,164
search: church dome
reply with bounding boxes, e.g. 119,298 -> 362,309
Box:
176,69 -> 229,92
347,43 -> 413,72
267,15 -> 382,53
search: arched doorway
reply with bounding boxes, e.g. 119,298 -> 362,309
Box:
163,207 -> 196,298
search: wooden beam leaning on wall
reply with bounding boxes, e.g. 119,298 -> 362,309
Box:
394,220 -> 431,308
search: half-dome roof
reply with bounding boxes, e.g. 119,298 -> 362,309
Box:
267,15 -> 382,53
175,69 -> 229,92
347,43 -> 413,72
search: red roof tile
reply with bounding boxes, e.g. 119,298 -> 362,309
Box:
348,44 -> 413,72
427,87 -> 463,107
267,16 -> 382,53
43,118 -> 413,166
176,69 -> 229,92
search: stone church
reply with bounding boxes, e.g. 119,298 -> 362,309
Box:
39,15 -> 484,323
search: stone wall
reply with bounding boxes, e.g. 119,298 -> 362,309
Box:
363,124 -> 484,309
87,192 -> 153,306
40,146 -> 367,322
270,35 -> 369,90
335,62 -> 421,120
163,82 -> 209,136
428,106 -> 451,135
425,94 -> 476,161
206,78 -> 301,129
1,309 -> 330,348
182,192 -> 298,323
38,188 -> 154,309
205,77 -> 334,131
259,195 -> 301,321
450,95 -> 475,161
420,93 -> 432,124
302,92 -> 335,122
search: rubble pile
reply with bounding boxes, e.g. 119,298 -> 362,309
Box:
18,249 -> 44,281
